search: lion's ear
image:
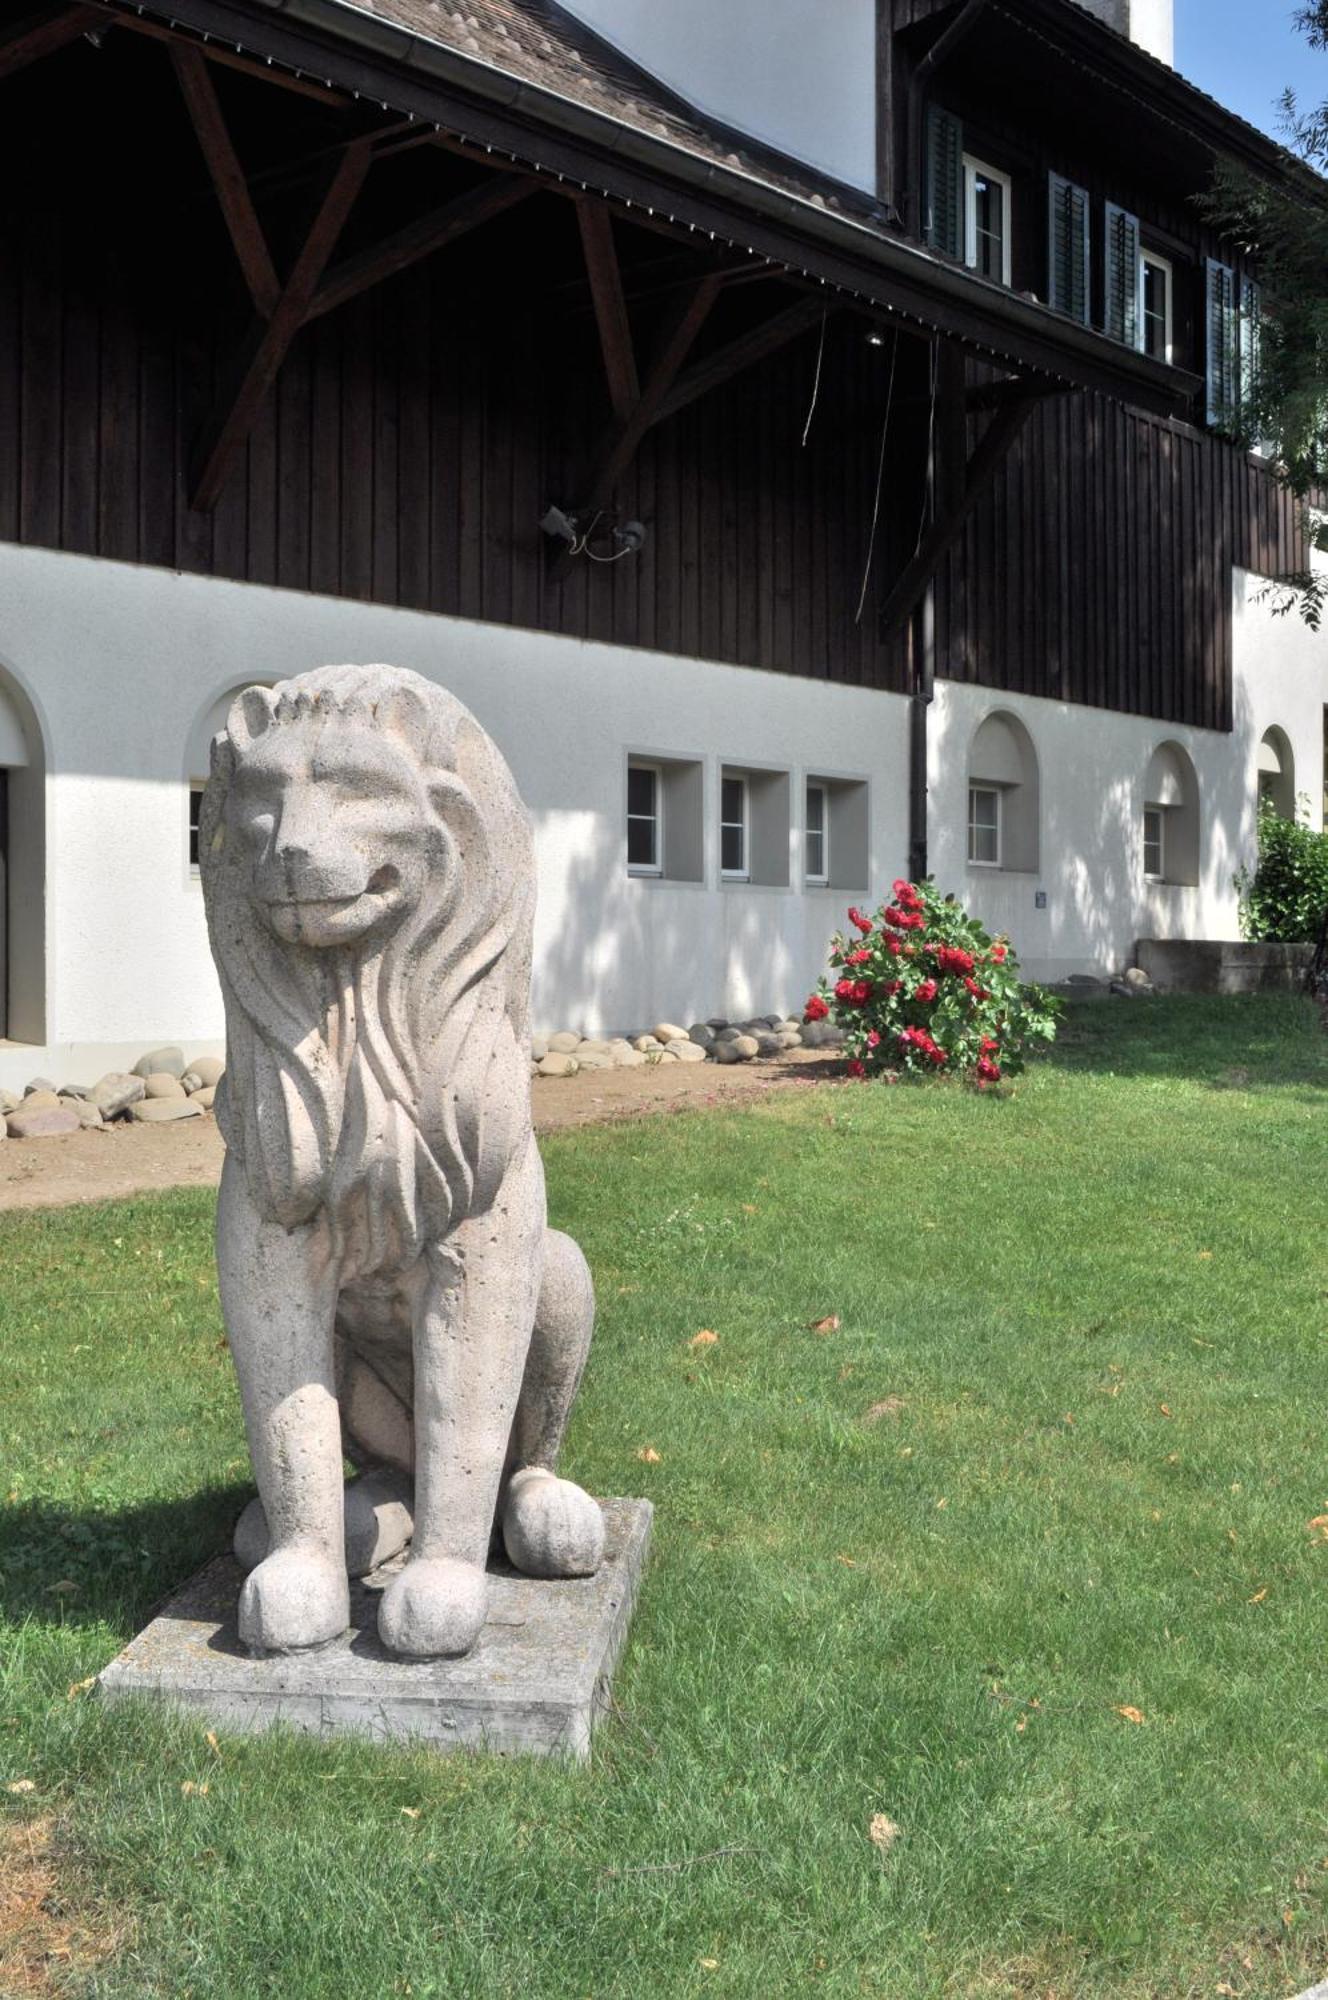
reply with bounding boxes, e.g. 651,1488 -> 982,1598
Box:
208,731 -> 235,786
230,684 -> 276,748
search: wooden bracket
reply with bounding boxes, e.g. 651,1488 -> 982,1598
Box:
655,295 -> 827,427
576,201 -> 640,424
189,141 -> 372,512
170,42 -> 281,319
0,4 -> 105,81
307,175 -> 542,324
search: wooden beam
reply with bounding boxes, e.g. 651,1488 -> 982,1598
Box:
877,391 -> 1047,646
579,272 -> 723,519
170,43 -> 280,319
0,4 -> 104,81
114,13 -> 350,105
965,374 -> 1067,414
306,174 -> 541,323
655,295 -> 826,426
576,202 -> 639,425
189,141 -> 371,511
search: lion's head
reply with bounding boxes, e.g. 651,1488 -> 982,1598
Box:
200,665 -> 535,1258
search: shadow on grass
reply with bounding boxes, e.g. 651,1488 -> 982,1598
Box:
1046,992 -> 1328,1091
0,1483 -> 251,1637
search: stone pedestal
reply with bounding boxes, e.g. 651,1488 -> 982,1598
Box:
98,1499 -> 651,1762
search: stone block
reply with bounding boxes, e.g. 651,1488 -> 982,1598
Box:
98,1499 -> 652,1762
6,1105 -> 81,1139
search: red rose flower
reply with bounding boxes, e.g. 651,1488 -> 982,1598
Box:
847,1058 -> 866,1079
886,936 -> 903,958
883,905 -> 907,930
805,994 -> 829,1022
937,945 -> 976,976
990,943 -> 1008,963
834,978 -> 856,1002
915,978 -> 938,1003
964,976 -> 981,997
848,907 -> 873,935
892,878 -> 912,900
867,1029 -> 881,1048
852,979 -> 873,1004
846,949 -> 871,966
885,979 -> 903,995
980,1036 -> 999,1054
976,1055 -> 1002,1082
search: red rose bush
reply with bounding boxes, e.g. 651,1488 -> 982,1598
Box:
806,879 -> 1060,1085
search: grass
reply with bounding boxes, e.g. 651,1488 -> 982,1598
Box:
2,994 -> 1328,1999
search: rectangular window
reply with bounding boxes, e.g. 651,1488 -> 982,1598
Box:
720,774 -> 749,880
925,105 -> 964,259
1140,249 -> 1173,364
1104,203 -> 1141,347
964,157 -> 1012,286
189,783 -> 205,871
626,762 -> 661,874
968,785 -> 1001,866
805,782 -> 828,885
1048,173 -> 1091,325
1206,257 -> 1238,429
1143,806 -> 1164,879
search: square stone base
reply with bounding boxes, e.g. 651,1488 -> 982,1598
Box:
98,1498 -> 652,1761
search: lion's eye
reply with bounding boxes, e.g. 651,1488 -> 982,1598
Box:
239,810 -> 276,850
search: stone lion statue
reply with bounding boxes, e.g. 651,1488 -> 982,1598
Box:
199,664 -> 603,1661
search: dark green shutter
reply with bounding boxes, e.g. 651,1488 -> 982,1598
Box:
1104,202 -> 1140,346
925,106 -> 963,259
1206,258 -> 1237,429
1048,174 -> 1090,325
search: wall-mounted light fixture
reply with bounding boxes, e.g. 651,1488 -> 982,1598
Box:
540,506 -> 647,562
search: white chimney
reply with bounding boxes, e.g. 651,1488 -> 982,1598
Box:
1074,0 -> 1174,65
555,0 -> 879,194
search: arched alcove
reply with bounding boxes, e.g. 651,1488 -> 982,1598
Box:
1256,726 -> 1295,820
967,710 -> 1040,873
1143,740 -> 1199,887
0,665 -> 48,1044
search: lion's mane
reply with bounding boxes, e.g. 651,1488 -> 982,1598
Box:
199,665 -> 535,1269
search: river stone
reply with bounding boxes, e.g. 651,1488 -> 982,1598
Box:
714,1026 -> 743,1042
706,1017 -> 729,1031
0,1089 -> 19,1116
632,1035 -> 661,1053
179,1071 -> 203,1095
25,1077 -> 60,1097
732,1035 -> 760,1059
754,1033 -> 783,1057
59,1081 -> 91,1100
777,1030 -> 803,1050
548,1031 -> 581,1054
144,1072 -> 187,1100
0,1114 -> 6,1139
575,1040 -> 613,1056
687,1024 -> 714,1047
133,1046 -> 186,1080
21,1089 -> 62,1111
8,1105 -> 82,1139
712,1039 -> 743,1064
652,1022 -> 686,1045
191,1086 -> 217,1111
572,1051 -> 613,1071
613,1049 -> 647,1067
669,1039 -> 707,1063
191,1056 -> 225,1089
92,1072 -> 146,1118
655,1047 -> 680,1061
529,1035 -> 549,1063
60,1095 -> 105,1130
537,1052 -> 578,1077
1122,966 -> 1154,990
130,1097 -> 204,1123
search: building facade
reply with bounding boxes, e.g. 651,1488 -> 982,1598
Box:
0,0 -> 1323,1086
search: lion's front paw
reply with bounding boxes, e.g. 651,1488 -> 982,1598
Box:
377,1557 -> 488,1659
502,1468 -> 605,1579
237,1547 -> 349,1656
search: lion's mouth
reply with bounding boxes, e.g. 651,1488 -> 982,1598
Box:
266,868 -> 400,913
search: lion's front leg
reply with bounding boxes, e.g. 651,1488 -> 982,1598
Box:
217,1152 -> 350,1654
376,1146 -> 545,1660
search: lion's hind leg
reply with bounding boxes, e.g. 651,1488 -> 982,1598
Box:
500,1228 -> 604,1580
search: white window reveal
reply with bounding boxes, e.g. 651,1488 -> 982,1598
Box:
721,773 -> 749,880
1142,806 -> 1164,880
964,156 -> 1012,286
804,781 -> 828,885
968,784 -> 1001,866
626,761 -> 662,875
1141,249 -> 1173,364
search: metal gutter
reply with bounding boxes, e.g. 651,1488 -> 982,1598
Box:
109,0 -> 1200,417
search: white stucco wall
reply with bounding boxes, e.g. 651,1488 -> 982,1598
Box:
558,0 -> 878,193
0,545 -> 908,1086
928,561 -> 1327,980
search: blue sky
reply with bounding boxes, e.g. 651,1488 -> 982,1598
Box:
1173,0 -> 1320,139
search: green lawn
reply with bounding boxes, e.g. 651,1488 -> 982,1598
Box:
3,996 -> 1328,1999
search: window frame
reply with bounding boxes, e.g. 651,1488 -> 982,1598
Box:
720,772 -> 750,883
626,758 -> 664,878
1139,247 -> 1174,366
188,780 -> 206,874
963,154 -> 1013,287
1142,805 -> 1165,881
967,783 -> 1002,868
804,780 -> 829,887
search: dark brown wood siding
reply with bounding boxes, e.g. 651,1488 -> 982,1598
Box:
0,34 -> 1307,734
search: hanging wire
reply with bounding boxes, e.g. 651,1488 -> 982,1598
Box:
854,329 -> 900,624
800,310 -> 828,448
911,339 -> 940,559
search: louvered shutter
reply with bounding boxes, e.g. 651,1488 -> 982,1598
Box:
1206,258 -> 1238,429
925,106 -> 963,259
1104,203 -> 1141,346
1048,174 -> 1091,325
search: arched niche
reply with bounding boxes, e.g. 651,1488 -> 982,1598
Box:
1256,726 -> 1295,820
0,665 -> 48,1044
1143,740 -> 1199,887
967,710 -> 1040,873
